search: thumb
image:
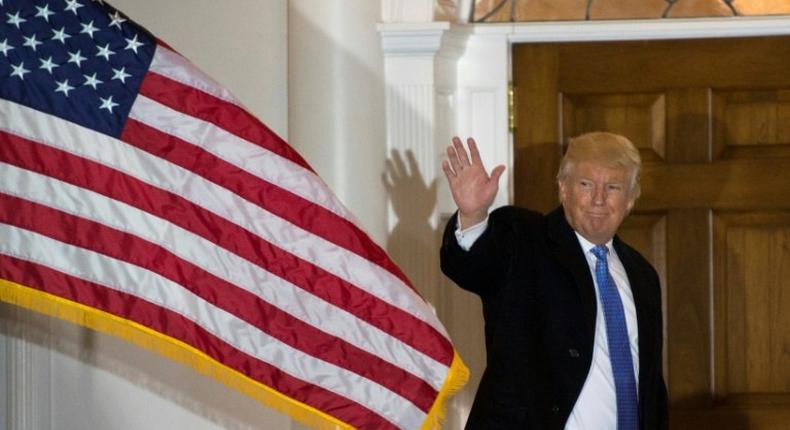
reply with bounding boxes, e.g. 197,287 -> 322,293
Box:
490,165 -> 506,183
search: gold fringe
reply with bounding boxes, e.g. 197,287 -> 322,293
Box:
419,351 -> 470,430
1,278 -> 470,429
0,278 -> 351,430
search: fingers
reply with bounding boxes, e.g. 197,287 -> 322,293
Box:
405,150 -> 427,182
441,159 -> 456,179
445,136 -> 493,179
452,136 -> 471,168
490,164 -> 506,183
391,150 -> 408,179
446,143 -> 463,174
382,159 -> 396,191
467,138 -> 482,166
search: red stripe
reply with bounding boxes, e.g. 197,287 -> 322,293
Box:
137,72 -> 416,293
0,129 -> 453,366
0,192 -> 437,412
139,71 -> 311,172
0,254 -> 399,430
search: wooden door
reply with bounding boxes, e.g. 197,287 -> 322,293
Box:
513,37 -> 790,429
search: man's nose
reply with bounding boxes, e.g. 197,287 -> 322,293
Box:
593,186 -> 605,205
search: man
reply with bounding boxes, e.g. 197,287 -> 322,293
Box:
440,132 -> 668,429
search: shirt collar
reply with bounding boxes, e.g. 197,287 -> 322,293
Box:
573,231 -> 614,255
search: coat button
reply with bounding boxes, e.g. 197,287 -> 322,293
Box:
568,348 -> 580,358
551,405 -> 560,414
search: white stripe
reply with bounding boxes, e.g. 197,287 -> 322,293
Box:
0,158 -> 447,390
0,223 -> 425,430
0,98 -> 449,340
147,47 -> 360,230
148,45 -> 238,105
129,94 -> 355,223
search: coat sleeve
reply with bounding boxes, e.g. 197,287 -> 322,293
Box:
440,206 -> 536,298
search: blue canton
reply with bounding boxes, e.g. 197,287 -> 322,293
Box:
1,0 -> 155,137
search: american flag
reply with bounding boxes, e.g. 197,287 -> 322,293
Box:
0,1 -> 467,429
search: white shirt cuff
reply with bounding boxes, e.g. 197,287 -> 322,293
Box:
454,216 -> 489,251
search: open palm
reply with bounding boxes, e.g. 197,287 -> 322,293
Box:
442,137 -> 505,228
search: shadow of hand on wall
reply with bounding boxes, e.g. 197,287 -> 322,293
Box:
383,149 -> 439,303
383,149 -> 489,430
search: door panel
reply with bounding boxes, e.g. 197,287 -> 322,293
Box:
514,36 -> 790,428
715,213 -> 790,395
562,92 -> 667,162
715,90 -> 790,159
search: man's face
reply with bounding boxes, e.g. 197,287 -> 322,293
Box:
559,161 -> 635,245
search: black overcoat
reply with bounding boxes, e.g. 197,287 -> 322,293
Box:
440,206 -> 668,429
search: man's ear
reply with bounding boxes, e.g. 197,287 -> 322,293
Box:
558,180 -> 567,203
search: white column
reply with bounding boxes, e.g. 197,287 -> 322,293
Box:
378,22 -> 467,228
377,21 -> 470,315
377,23 -> 511,226
0,320 -> 5,430
0,306 -> 52,430
288,0 -> 388,245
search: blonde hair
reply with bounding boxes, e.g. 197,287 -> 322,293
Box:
557,131 -> 642,199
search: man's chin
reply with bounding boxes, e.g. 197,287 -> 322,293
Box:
581,226 -> 614,243
584,219 -> 610,232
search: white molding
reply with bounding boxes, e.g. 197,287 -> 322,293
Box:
378,22 -> 451,56
450,15 -> 790,42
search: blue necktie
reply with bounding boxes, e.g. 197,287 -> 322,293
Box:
591,245 -> 639,430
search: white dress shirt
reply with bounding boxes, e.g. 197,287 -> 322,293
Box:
455,218 -> 639,429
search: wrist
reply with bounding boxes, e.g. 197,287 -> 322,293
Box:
458,210 -> 487,230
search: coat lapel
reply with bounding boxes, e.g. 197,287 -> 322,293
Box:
546,206 -> 598,345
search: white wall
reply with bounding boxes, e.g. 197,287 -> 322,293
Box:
114,0 -> 289,138
288,0 -> 388,244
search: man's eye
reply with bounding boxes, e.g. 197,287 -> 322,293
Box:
607,184 -> 622,191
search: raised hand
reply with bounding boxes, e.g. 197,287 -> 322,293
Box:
442,137 -> 506,229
